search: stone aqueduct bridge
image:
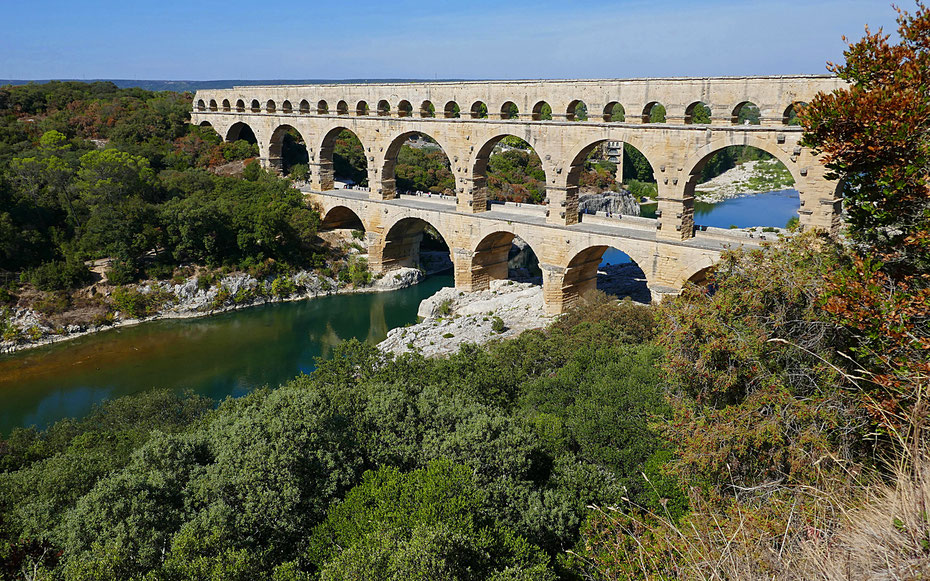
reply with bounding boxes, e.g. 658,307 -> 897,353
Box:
191,76 -> 845,313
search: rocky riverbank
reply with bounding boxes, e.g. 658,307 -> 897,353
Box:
694,159 -> 795,203
578,190 -> 641,215
378,262 -> 653,358
1,266 -> 425,355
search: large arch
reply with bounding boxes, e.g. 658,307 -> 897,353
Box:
268,124 -> 309,175
681,138 -> 808,229
380,131 -> 455,198
462,231 -> 541,291
471,133 -> 548,205
225,121 -> 258,144
372,216 -> 452,274
318,126 -> 368,190
320,205 -> 366,232
563,137 -> 660,218
561,244 -> 651,308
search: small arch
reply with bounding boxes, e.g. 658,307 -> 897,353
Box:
603,102 -> 624,122
377,100 -> 391,116
567,100 -> 588,121
642,101 -> 666,123
208,99 -> 218,112
684,101 -> 711,124
783,102 -> 807,125
336,100 -> 349,115
282,100 -> 293,114
299,99 -> 310,114
500,101 -> 519,120
235,99 -> 246,113
317,100 -> 329,114
397,100 -> 413,117
320,205 -> 365,231
686,266 -> 714,287
222,99 -> 231,112
196,99 -> 206,111
356,101 -> 369,116
419,100 -> 435,118
265,99 -> 276,113
198,120 -> 213,128
250,99 -> 260,113
444,101 -> 461,118
470,101 -> 488,119
731,101 -> 761,125
532,101 -> 552,121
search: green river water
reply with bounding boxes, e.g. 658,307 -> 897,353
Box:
0,275 -> 453,435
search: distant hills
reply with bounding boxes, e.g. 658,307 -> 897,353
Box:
0,79 -> 466,92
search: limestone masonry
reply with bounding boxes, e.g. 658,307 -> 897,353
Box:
191,76 -> 845,313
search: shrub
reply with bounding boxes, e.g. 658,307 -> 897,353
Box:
33,291 -> 70,315
110,286 -> 150,318
271,276 -> 296,298
23,259 -> 92,291
491,316 -> 506,333
437,299 -> 453,317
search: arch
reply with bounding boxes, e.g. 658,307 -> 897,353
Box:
375,216 -> 452,274
317,100 -> 329,114
250,99 -> 260,113
225,121 -> 258,144
299,99 -> 311,114
567,100 -> 588,121
380,131 -> 455,198
419,100 -> 435,118
265,99 -> 276,113
500,101 -> 519,120
282,100 -> 293,114
222,99 -> 231,112
336,100 -> 349,115
562,138 -> 659,217
208,99 -> 218,112
397,100 -> 413,117
603,102 -> 624,122
377,100 -> 391,116
562,245 -> 651,306
731,101 -> 760,125
444,101 -> 460,118
356,100 -> 370,116
320,205 -> 365,231
642,101 -> 666,123
318,127 -> 368,190
682,140 -> 803,230
783,102 -> 807,125
196,99 -> 206,111
268,124 -> 309,175
684,101 -> 711,124
464,231 -> 541,290
471,133 -> 547,205
470,101 -> 488,119
686,265 -> 714,287
198,120 -> 213,128
235,99 -> 245,113
532,101 -> 552,121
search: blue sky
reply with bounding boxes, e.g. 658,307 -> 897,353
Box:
0,0 -> 900,80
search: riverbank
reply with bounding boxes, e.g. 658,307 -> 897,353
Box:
0,266 -> 426,355
694,158 -> 795,203
379,262 -> 652,357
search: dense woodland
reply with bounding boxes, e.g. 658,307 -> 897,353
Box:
1,5 -> 929,579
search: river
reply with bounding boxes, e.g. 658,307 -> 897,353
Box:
0,189 -> 800,435
0,275 -> 453,435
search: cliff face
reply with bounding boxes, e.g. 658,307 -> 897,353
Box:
578,190 -> 641,216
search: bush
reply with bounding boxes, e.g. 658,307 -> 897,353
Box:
106,257 -> 139,285
271,276 -> 296,298
491,316 -> 506,333
437,299 -> 453,317
23,259 -> 92,291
